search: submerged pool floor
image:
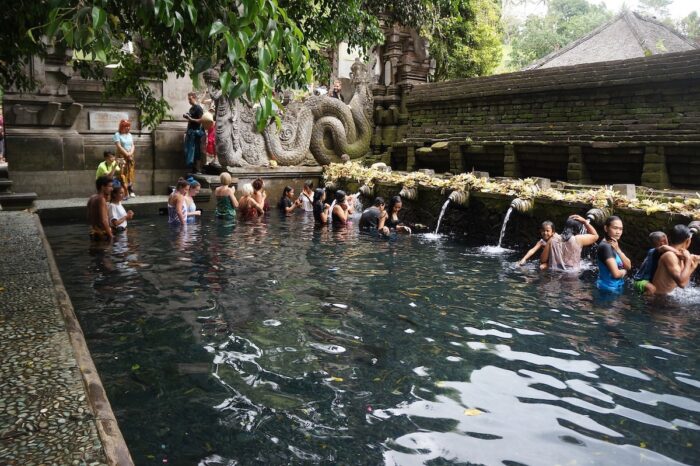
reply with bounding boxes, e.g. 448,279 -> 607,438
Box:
46,214 -> 700,465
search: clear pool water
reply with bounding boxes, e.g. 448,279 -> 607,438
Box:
46,214 -> 700,465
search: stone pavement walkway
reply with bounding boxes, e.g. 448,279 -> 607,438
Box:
0,212 -> 131,465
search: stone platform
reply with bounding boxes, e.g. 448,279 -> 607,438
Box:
0,212 -> 132,465
35,195 -> 169,222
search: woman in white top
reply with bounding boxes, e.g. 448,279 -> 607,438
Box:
108,188 -> 134,232
298,180 -> 314,212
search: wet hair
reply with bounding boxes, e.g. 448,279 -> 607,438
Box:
373,196 -> 385,207
649,231 -> 666,246
387,195 -> 402,213
540,220 -> 554,231
103,150 -> 115,158
252,178 -> 264,191
304,180 -> 314,189
96,175 -> 113,190
313,188 -> 326,203
335,190 -> 347,203
220,172 -> 232,186
187,91 -> 197,99
240,183 -> 254,196
110,188 -> 122,202
282,186 -> 294,198
176,178 -> 190,190
560,218 -> 582,242
668,224 -> 692,245
118,119 -> 131,133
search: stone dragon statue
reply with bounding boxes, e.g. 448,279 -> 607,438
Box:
204,59 -> 373,167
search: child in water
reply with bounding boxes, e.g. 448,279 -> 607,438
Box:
518,221 -> 555,266
633,231 -> 680,294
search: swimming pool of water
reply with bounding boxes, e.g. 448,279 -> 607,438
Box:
46,214 -> 700,465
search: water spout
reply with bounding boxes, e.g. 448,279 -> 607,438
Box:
497,207 -> 514,248
585,207 -> 612,225
434,200 -> 451,234
689,221 -> 700,235
510,198 -> 533,214
399,186 -> 418,200
359,184 -> 373,198
448,190 -> 469,206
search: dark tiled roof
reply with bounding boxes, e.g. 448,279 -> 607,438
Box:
525,11 -> 697,70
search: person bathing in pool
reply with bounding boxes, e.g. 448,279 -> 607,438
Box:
632,231 -> 681,295
359,197 -> 390,236
518,221 -> 555,266
651,224 -> 700,296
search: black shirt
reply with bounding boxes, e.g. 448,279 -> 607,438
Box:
597,241 -> 616,262
359,207 -> 381,231
279,197 -> 293,212
313,201 -> 326,224
187,104 -> 203,131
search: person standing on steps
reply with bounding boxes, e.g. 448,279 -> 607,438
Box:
184,92 -> 205,173
113,119 -> 136,198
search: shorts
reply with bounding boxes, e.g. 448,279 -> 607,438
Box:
634,280 -> 649,293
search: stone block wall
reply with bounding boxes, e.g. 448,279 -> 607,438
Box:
394,50 -> 700,189
3,73 -> 191,198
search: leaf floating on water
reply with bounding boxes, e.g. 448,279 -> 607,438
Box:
464,408 -> 483,416
436,381 -> 446,387
326,376 -> 344,382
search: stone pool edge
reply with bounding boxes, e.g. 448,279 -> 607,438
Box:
34,215 -> 134,466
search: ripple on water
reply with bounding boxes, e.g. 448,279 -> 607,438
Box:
44,215 -> 700,466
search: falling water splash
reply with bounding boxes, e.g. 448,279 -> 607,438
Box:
497,207 -> 514,248
434,200 -> 451,234
328,200 -> 337,221
351,192 -> 363,216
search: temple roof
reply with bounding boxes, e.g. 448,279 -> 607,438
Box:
525,11 -> 698,70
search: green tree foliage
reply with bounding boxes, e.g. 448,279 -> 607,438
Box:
2,0 -> 314,130
678,11 -> 700,44
1,0 -> 426,130
509,0 -> 612,69
638,0 -> 672,19
279,0 -> 426,82
423,0 -> 503,80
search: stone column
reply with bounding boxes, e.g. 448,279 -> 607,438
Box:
406,146 -> 416,172
641,146 -> 670,189
503,144 -> 519,178
567,146 -> 590,184
449,142 -> 463,174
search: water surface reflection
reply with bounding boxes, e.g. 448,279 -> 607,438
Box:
46,215 -> 700,465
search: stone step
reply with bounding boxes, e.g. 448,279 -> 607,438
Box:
0,179 -> 13,193
0,192 -> 38,211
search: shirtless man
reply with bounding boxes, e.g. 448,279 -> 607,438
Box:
87,176 -> 114,240
652,224 -> 700,295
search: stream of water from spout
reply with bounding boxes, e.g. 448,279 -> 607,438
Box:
328,200 -> 337,223
497,207 -> 514,248
352,192 -> 363,217
434,200 -> 451,234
